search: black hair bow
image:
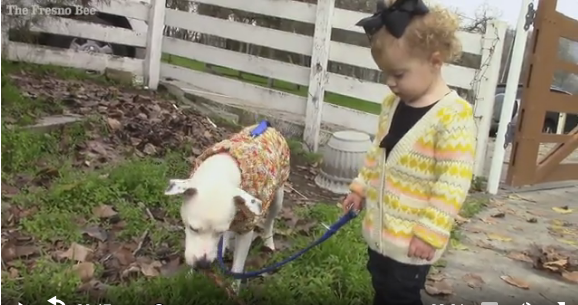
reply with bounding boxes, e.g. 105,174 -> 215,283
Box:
356,0 -> 429,39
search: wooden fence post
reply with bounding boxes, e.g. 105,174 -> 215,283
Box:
472,20 -> 507,178
303,0 -> 335,152
144,0 -> 166,90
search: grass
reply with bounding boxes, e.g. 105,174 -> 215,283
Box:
162,53 -> 382,115
1,61 -> 486,305
1,62 -> 372,305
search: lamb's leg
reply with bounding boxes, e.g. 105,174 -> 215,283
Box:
221,231 -> 235,255
230,230 -> 254,294
263,186 -> 284,251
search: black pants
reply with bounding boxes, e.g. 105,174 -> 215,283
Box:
367,248 -> 430,305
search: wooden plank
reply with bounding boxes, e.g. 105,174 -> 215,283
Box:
330,41 -> 477,90
556,59 -> 578,75
162,36 -> 388,104
322,103 -> 378,135
544,91 -> 578,114
143,0 -> 165,89
188,0 -> 483,56
303,0 -> 334,152
326,73 -> 391,103
88,0 -> 150,21
557,12 -> 578,42
30,17 -> 147,47
160,63 -> 306,116
165,9 -> 479,90
331,8 -> 484,55
537,133 -> 574,143
192,0 -> 316,24
162,37 -> 309,87
6,42 -> 144,75
159,63 -> 380,134
164,9 -> 313,56
539,164 -> 578,183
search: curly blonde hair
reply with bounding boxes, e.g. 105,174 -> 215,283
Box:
371,0 -> 462,65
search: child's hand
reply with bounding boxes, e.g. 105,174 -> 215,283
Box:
341,193 -> 364,214
408,236 -> 435,261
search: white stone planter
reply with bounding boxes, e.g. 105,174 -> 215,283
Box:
315,130 -> 372,194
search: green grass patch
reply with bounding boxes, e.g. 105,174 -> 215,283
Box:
1,64 -> 372,305
1,125 -> 371,304
162,53 -> 381,115
1,62 -> 487,305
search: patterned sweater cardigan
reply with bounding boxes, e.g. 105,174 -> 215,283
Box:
349,92 -> 476,265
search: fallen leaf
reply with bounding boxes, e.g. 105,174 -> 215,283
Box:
1,244 -> 39,262
160,257 -> 183,277
113,246 -> 136,265
490,211 -> 506,218
490,199 -> 505,206
500,275 -> 529,289
433,259 -> 447,268
81,226 -> 108,242
107,117 -> 122,130
7,267 -> 20,278
140,260 -> 162,277
424,280 -> 453,296
476,241 -> 495,249
552,206 -> 573,214
543,259 -> 568,271
479,217 -> 497,225
427,273 -> 446,282
58,243 -> 93,262
455,215 -> 470,225
72,262 -> 95,282
561,271 -> 578,283
526,217 -> 538,223
558,239 -> 578,247
487,233 -> 512,242
77,279 -> 110,299
462,273 -> 485,288
450,239 -> 469,251
527,210 -> 544,217
92,205 -> 118,218
506,251 -> 533,263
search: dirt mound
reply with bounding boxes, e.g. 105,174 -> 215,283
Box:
2,71 -> 343,303
8,72 -> 341,204
10,73 -> 234,167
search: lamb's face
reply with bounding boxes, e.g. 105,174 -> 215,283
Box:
164,179 -> 263,269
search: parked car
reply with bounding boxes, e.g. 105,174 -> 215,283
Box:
9,0 -> 148,59
490,84 -> 576,136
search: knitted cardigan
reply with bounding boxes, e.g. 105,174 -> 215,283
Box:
193,125 -> 290,233
349,91 -> 476,265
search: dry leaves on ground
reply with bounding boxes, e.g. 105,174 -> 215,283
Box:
552,206 -> 573,214
500,275 -> 530,289
425,270 -> 453,296
528,244 -> 578,283
462,273 -> 485,289
506,251 -> 533,263
486,233 -> 512,242
2,71 -> 345,302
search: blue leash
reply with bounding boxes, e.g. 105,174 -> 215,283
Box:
216,210 -> 358,280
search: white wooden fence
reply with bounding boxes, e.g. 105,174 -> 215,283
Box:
2,0 -> 507,176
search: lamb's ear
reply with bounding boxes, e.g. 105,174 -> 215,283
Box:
233,190 -> 262,216
165,179 -> 195,196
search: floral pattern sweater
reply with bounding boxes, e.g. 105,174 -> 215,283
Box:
193,124 -> 290,233
349,92 -> 476,265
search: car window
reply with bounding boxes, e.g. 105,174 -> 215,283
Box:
493,93 -> 519,120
